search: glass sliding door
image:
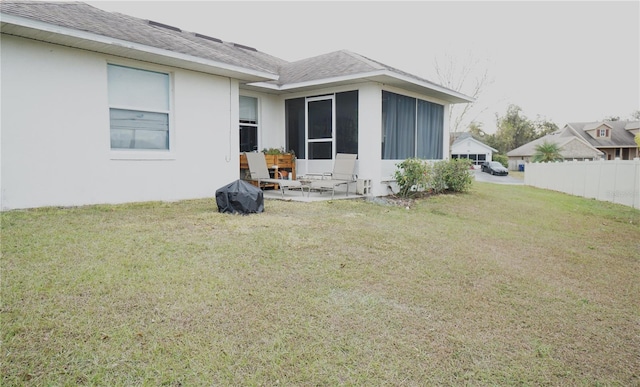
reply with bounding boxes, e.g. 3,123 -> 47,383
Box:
306,96 -> 334,160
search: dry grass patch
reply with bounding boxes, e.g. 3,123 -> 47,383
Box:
2,183 -> 639,385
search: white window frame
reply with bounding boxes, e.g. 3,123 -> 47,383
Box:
108,63 -> 175,160
305,95 -> 336,160
239,95 -> 259,152
599,128 -> 607,137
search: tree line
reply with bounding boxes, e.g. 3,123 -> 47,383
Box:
466,104 -> 559,155
466,106 -> 640,155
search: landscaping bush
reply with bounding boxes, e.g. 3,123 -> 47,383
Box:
393,158 -> 430,197
431,158 -> 474,194
394,158 -> 473,197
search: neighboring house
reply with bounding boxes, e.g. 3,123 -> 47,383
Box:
507,129 -> 604,170
565,121 -> 640,161
450,133 -> 498,166
507,120 -> 640,170
0,1 -> 472,210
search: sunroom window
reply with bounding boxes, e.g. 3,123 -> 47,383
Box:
107,64 -> 170,150
381,91 -> 444,159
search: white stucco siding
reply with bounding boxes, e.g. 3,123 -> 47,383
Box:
358,83 -> 384,196
1,36 -> 237,210
442,104 -> 451,159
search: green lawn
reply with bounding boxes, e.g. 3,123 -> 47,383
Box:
2,183 -> 639,385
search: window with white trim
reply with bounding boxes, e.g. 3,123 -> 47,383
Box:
108,64 -> 170,150
284,90 -> 358,159
239,96 -> 258,152
599,128 -> 607,137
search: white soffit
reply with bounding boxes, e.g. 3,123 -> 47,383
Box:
245,71 -> 474,104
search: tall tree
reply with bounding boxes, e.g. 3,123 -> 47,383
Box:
468,121 -> 486,138
432,52 -> 492,138
533,116 -> 559,136
489,104 -> 536,154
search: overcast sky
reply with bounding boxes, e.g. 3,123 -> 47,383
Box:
88,1 -> 639,133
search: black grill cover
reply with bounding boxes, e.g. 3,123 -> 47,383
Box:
216,179 -> 264,214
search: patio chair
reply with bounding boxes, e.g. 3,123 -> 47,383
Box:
244,152 -> 304,197
309,153 -> 358,199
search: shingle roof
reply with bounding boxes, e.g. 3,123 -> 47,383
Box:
274,50 -> 446,90
506,130 -> 603,159
0,1 -> 286,75
567,121 -> 639,148
1,1 -> 471,102
507,132 -> 565,157
625,121 -> 640,131
583,122 -> 612,131
451,132 -> 498,152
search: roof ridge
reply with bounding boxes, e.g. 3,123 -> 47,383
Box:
341,50 -> 386,70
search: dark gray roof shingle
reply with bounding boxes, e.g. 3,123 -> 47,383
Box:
274,50 -> 445,89
568,121 -> 638,148
0,1 -> 286,75
1,1 -> 469,100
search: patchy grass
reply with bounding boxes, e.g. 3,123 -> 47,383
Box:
2,183 -> 639,385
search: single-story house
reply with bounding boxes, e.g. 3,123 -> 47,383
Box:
0,1 -> 473,210
507,120 -> 639,170
507,127 -> 604,170
450,133 -> 498,166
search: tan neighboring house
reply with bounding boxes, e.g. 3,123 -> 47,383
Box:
566,121 -> 640,160
506,128 -> 603,170
507,120 -> 640,170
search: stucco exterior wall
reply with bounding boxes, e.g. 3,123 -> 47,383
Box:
1,36 -> 238,210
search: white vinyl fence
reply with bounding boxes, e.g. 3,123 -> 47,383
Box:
524,159 -> 640,209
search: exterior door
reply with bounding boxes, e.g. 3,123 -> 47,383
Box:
306,96 -> 335,159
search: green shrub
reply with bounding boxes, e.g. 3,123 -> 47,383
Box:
492,154 -> 508,167
394,158 -> 430,197
431,158 -> 474,194
262,147 -> 295,156
394,158 -> 473,197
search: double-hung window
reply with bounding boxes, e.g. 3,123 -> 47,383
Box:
239,96 -> 258,152
108,64 -> 170,150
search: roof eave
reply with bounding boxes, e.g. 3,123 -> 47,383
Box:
0,13 -> 278,82
246,70 -> 475,104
